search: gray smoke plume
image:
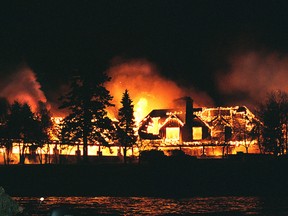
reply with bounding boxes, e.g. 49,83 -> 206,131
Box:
217,51 -> 288,109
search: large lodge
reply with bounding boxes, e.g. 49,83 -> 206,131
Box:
138,97 -> 261,157
0,97 -> 262,164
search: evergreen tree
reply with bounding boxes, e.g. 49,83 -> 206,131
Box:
258,91 -> 288,155
0,97 -> 10,164
5,102 -> 41,164
59,71 -> 114,163
36,102 -> 53,142
117,90 -> 137,163
0,100 -> 53,164
0,97 -> 9,124
35,101 -> 53,163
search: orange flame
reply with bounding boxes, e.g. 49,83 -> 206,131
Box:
105,58 -> 213,124
134,97 -> 148,123
0,65 -> 47,112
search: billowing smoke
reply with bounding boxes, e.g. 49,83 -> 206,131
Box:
105,58 -> 213,122
217,51 -> 288,109
0,65 -> 47,112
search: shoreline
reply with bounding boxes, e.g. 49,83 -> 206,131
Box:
1,158 -> 288,197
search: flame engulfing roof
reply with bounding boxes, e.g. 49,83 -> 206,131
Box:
138,105 -> 260,144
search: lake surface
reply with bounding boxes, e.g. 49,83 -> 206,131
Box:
13,196 -> 288,215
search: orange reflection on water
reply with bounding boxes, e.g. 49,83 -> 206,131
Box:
14,196 -> 267,215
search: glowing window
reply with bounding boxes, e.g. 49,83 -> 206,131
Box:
147,117 -> 160,135
193,127 -> 202,140
166,127 -> 180,140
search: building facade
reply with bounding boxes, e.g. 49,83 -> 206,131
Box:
138,98 -> 261,157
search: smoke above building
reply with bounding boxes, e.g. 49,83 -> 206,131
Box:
3,52 -> 285,120
105,58 -> 214,123
217,51 -> 288,109
0,64 -> 47,112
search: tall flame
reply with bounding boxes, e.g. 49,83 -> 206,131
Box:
134,97 -> 148,123
105,58 -> 213,123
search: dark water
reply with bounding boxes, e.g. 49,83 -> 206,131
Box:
13,196 -> 288,215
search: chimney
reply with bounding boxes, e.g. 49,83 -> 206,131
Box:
185,96 -> 193,126
182,97 -> 193,142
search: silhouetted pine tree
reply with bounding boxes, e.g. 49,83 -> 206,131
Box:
35,101 -> 53,163
258,91 -> 288,155
0,97 -> 9,124
0,97 -> 11,164
117,90 -> 137,164
5,102 -> 40,164
59,72 -> 114,163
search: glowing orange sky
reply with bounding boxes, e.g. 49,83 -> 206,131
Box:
105,58 -> 214,123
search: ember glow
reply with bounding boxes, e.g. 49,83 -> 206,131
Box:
105,58 -> 214,124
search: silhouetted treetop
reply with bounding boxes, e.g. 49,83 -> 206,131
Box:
117,89 -> 137,163
59,70 -> 114,162
257,91 -> 288,155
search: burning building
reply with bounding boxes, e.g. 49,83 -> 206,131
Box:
0,97 -> 262,164
138,97 -> 261,157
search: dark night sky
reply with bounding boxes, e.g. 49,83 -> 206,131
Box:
1,0 -> 288,109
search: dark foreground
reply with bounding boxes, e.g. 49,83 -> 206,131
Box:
1,156 -> 288,197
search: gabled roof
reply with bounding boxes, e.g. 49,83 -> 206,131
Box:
159,115 -> 184,131
148,109 -> 175,117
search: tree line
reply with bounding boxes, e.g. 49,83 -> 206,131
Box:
0,69 -> 288,164
257,91 -> 288,156
0,71 -> 136,164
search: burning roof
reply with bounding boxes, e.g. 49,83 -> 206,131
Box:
139,104 -> 260,145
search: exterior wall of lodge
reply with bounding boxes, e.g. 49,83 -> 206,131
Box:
0,104 -> 263,164
0,141 -> 262,165
138,106 -> 262,156
0,143 -> 137,164
0,142 -> 262,165
158,144 -> 261,157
